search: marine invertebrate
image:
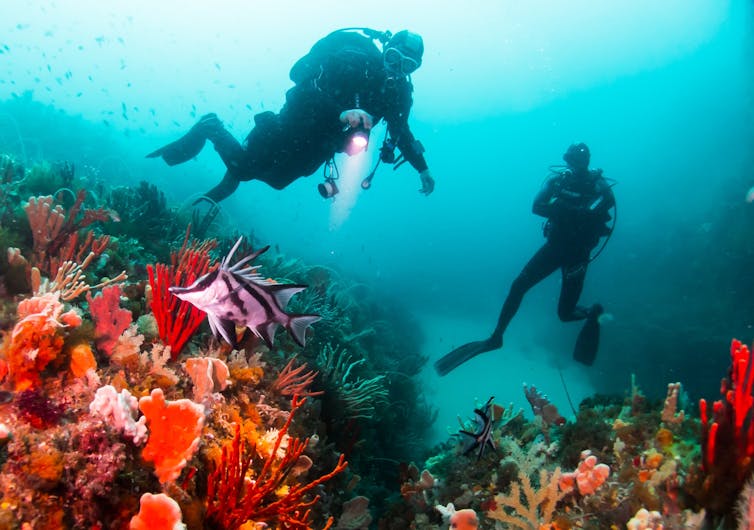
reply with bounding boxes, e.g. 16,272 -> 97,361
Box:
107,181 -> 179,258
273,356 -> 323,397
661,382 -> 685,425
138,388 -> 205,483
523,384 -> 566,439
698,339 -> 754,514
486,468 -> 567,529
89,384 -> 147,444
450,508 -> 478,530
33,252 -> 127,301
86,284 -> 132,356
2,291 -> 80,390
626,508 -> 664,530
24,190 -> 114,276
69,342 -> 97,379
185,356 -> 230,403
16,388 -> 64,429
316,343 -> 387,420
147,229 -> 216,358
129,492 -> 185,530
558,450 -> 610,496
205,396 -> 347,529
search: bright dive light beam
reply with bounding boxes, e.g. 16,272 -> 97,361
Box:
329,152 -> 371,230
345,128 -> 369,156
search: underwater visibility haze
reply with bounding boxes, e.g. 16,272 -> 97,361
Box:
0,1 -> 753,528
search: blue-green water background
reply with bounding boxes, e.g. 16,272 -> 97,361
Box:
1,1 -> 752,442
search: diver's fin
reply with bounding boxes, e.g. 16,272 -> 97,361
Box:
147,114 -> 225,165
573,306 -> 603,366
146,129 -> 207,166
434,338 -> 500,377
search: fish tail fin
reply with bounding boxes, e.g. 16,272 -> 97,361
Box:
286,314 -> 321,347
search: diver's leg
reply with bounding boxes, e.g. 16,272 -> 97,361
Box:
196,171 -> 241,204
205,121 -> 245,173
557,259 -> 590,322
560,255 -> 604,365
490,243 -> 560,344
434,244 -> 560,376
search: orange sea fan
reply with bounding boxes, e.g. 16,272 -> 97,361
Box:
138,388 -> 205,483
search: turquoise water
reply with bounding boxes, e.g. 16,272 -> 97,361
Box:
1,1 -> 752,443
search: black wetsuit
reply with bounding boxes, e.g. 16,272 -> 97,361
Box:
490,168 -> 615,342
181,30 -> 428,202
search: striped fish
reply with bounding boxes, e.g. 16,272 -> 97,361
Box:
169,237 -> 319,348
459,396 -> 497,461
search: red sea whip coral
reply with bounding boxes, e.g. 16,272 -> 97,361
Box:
147,231 -> 217,358
205,395 -> 348,529
699,338 -> 754,514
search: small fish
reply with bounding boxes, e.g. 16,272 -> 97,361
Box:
459,396 -> 496,461
170,237 -> 319,348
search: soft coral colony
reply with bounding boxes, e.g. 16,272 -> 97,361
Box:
0,158 -> 350,529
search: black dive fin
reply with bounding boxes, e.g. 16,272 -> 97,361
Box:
574,316 -> 600,366
146,128 -> 207,166
434,339 -> 498,377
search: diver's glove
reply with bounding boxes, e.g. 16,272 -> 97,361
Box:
419,169 -> 435,195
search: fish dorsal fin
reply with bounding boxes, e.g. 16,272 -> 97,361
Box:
269,284 -> 307,309
286,314 -> 321,347
222,237 -> 245,268
229,245 -> 270,272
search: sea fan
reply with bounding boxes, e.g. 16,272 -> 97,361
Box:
737,477 -> 754,530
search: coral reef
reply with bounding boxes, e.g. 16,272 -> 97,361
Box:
0,147 -> 751,529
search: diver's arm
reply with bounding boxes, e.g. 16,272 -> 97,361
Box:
393,124 -> 429,172
532,177 -> 561,218
599,180 -> 616,211
385,80 -> 429,173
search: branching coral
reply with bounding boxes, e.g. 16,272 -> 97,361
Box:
697,338 -> 754,516
147,228 -> 216,357
205,396 -> 348,529
86,284 -> 132,356
486,468 -> 566,529
273,356 -> 323,398
316,343 -> 388,420
24,190 -> 115,277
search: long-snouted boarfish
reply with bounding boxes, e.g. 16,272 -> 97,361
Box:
169,237 -> 320,348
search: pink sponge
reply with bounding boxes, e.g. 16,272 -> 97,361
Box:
559,450 -> 610,495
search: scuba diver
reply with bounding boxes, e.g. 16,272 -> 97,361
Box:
435,143 -> 616,376
147,28 -> 434,203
